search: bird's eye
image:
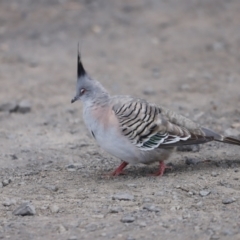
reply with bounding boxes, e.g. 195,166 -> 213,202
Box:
80,88 -> 85,94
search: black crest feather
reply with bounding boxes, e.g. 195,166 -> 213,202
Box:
77,44 -> 86,78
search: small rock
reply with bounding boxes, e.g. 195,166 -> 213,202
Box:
109,206 -> 123,213
0,182 -> 3,188
65,164 -> 83,171
211,171 -> 218,177
13,202 -> 36,216
0,101 -> 18,112
2,179 -> 11,187
57,224 -> 67,233
138,221 -> 147,227
185,157 -> 200,165
17,100 -> 31,113
112,193 -> 134,201
85,223 -> 98,232
121,215 -> 135,223
68,236 -> 77,240
199,190 -> 211,197
222,198 -> 236,204
50,204 -> 59,213
3,198 -> 16,207
143,204 -> 160,212
44,185 -> 58,192
178,145 -> 200,152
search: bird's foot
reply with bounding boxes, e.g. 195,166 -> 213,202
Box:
151,161 -> 172,177
109,161 -> 129,177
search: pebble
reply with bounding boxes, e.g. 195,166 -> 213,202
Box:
3,198 -> 16,207
211,171 -> 218,177
108,206 -> 123,213
44,185 -> 58,192
58,224 -> 67,233
199,190 -> 211,197
2,179 -> 11,187
0,182 -> 2,188
85,223 -> 98,232
17,100 -> 31,113
138,221 -> 147,227
13,202 -> 36,216
222,198 -> 236,204
0,101 -> 18,112
50,204 -> 59,213
65,164 -> 83,171
112,193 -> 134,201
68,236 -> 77,240
120,215 -> 135,223
143,204 -> 160,212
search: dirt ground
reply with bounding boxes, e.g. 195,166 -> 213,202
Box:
0,0 -> 240,239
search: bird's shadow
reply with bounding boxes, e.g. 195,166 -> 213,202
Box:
97,158 -> 240,179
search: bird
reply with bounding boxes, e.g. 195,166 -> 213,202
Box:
71,50 -> 240,177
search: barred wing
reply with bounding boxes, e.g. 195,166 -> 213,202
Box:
112,99 -> 193,151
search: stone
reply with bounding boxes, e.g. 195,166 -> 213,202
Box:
121,215 -> 135,223
2,179 -> 11,187
85,223 -> 98,232
112,193 -> 134,201
44,185 -> 58,192
199,190 -> 211,197
50,204 -> 59,213
109,206 -> 123,213
17,100 -> 31,113
3,198 -> 16,207
222,198 -> 236,204
143,204 -> 160,212
211,172 -> 218,177
13,202 -> 36,216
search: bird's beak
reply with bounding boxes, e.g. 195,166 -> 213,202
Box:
71,96 -> 78,103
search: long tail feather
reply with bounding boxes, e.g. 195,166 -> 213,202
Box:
222,137 -> 240,146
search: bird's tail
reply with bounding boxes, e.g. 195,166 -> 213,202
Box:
221,136 -> 240,146
201,127 -> 240,146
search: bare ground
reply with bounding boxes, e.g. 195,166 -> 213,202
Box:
0,0 -> 240,239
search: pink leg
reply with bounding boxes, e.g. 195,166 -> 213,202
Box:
152,161 -> 172,176
111,161 -> 129,176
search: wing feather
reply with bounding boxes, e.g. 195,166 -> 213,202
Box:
112,98 -> 202,151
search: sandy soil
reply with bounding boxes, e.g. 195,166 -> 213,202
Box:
0,0 -> 240,239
